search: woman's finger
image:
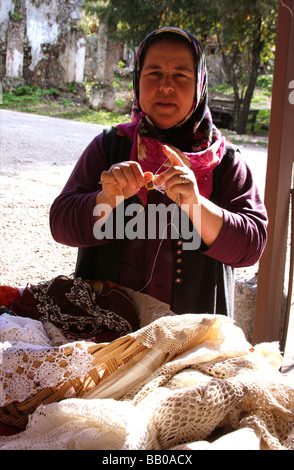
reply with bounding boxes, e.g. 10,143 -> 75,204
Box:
111,164 -> 132,189
154,165 -> 188,187
100,163 -> 154,202
162,144 -> 185,168
165,173 -> 193,193
100,169 -> 118,186
108,162 -> 141,188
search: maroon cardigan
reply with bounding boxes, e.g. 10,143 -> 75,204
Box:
50,128 -> 268,316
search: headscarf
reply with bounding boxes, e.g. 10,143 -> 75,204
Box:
116,26 -> 226,204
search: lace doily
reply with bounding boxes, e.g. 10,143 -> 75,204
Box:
0,314 -> 94,407
0,313 -> 294,450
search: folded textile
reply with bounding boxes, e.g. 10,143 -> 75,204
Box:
0,313 -> 293,450
0,313 -> 95,407
0,286 -> 21,307
2,276 -> 141,343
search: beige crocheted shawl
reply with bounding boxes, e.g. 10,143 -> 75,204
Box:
0,290 -> 293,450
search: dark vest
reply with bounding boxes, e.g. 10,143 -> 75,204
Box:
75,127 -> 236,316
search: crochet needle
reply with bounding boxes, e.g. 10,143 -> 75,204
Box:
98,176 -> 153,185
98,181 -> 155,191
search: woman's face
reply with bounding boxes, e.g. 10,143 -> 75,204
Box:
139,40 -> 196,129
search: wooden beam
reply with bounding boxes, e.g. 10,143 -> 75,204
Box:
253,0 -> 294,344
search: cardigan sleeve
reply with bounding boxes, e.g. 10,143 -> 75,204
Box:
50,134 -> 108,247
203,150 -> 268,268
51,132 -> 268,270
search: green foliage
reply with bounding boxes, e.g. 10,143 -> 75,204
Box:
50,108 -> 130,125
12,85 -> 35,96
256,74 -> 273,91
115,97 -> 127,108
2,86 -> 61,107
67,82 -> 78,94
83,0 -> 201,47
0,84 -> 131,126
83,0 -> 277,133
83,0 -> 277,50
118,60 -> 126,68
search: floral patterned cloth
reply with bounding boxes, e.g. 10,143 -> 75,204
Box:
1,277 -> 140,343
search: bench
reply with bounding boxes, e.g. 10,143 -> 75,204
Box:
209,96 -> 259,133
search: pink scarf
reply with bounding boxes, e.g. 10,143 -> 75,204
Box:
116,27 -> 226,205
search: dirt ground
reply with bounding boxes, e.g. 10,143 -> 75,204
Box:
0,109 -> 104,287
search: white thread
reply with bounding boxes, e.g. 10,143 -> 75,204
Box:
154,157 -> 169,175
139,195 -> 181,293
153,182 -> 166,194
139,155 -> 178,292
151,156 -> 169,194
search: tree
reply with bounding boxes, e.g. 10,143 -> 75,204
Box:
83,0 -> 278,134
83,0 -> 194,47
174,0 -> 278,133
212,0 -> 278,134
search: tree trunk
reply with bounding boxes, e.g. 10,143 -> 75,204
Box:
236,21 -> 262,134
217,35 -> 242,128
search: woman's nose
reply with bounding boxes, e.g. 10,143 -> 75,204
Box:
159,76 -> 174,93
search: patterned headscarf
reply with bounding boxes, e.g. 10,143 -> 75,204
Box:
116,27 -> 225,204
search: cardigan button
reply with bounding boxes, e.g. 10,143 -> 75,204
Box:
176,258 -> 183,264
175,277 -> 183,285
176,249 -> 182,256
176,239 -> 183,247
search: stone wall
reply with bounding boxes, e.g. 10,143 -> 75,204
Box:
206,54 -> 225,88
0,1 -> 121,109
1,2 -> 225,109
1,0 -> 86,91
85,23 -> 119,111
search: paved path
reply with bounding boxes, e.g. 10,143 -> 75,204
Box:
0,109 -> 105,175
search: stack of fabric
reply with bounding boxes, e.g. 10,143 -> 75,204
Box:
0,276 -> 293,450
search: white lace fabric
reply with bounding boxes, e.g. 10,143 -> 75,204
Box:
0,311 -> 294,450
0,314 -> 94,407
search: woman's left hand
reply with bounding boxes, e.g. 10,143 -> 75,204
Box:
155,145 -> 224,248
154,145 -> 200,206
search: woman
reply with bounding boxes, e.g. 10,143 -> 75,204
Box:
50,27 -> 268,317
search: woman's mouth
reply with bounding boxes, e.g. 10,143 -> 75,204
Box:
156,102 -> 176,108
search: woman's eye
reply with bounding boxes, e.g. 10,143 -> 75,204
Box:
145,71 -> 192,81
175,73 -> 189,79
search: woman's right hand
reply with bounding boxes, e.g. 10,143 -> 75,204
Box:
100,161 -> 153,206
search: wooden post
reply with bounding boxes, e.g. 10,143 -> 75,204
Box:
253,0 -> 294,344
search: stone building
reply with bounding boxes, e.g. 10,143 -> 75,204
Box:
85,23 -> 119,111
0,0 -> 121,109
0,0 -> 86,91
0,1 -> 226,109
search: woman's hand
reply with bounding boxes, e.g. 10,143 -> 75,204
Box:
154,145 -> 200,206
155,145 -> 224,247
100,161 -> 153,206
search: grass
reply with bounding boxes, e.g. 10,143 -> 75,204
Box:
0,84 -> 131,126
208,78 -> 272,136
1,77 -> 272,133
55,108 -> 130,125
